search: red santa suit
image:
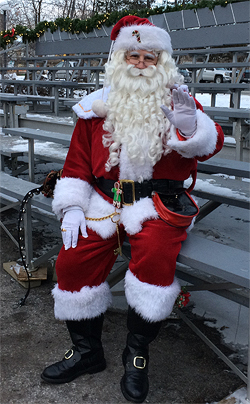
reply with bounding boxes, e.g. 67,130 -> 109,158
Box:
51,87 -> 224,323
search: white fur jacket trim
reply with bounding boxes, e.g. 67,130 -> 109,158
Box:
125,270 -> 181,322
52,177 -> 93,219
168,109 -> 218,158
72,87 -> 110,119
85,189 -> 120,239
85,191 -> 158,239
120,197 -> 158,236
52,282 -> 112,320
52,176 -> 158,238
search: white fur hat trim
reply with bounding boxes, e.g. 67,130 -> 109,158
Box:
113,24 -> 172,55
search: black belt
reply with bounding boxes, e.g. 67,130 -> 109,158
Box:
95,177 -> 184,206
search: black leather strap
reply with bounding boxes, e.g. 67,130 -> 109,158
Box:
95,177 -> 184,204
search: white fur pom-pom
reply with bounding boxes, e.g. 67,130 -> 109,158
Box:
92,99 -> 108,118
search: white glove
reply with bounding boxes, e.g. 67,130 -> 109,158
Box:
61,206 -> 88,250
161,87 -> 197,137
170,83 -> 189,93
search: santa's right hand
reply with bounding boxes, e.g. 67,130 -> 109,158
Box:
170,84 -> 189,93
61,206 -> 88,250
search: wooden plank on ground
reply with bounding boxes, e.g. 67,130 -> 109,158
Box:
3,261 -> 47,288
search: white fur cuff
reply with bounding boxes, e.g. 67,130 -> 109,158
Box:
52,177 -> 93,219
52,282 -> 112,320
124,270 -> 181,322
168,109 -> 218,159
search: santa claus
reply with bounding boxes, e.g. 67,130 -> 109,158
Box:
41,15 -> 224,403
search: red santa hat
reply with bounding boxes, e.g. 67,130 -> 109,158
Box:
110,15 -> 173,55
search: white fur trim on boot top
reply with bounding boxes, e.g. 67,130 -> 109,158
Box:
168,109 -> 218,159
52,282 -> 112,320
52,177 -> 93,219
124,270 -> 181,322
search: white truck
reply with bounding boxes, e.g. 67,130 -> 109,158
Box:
198,68 -> 232,83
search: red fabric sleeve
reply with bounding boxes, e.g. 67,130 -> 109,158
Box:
62,119 -> 94,184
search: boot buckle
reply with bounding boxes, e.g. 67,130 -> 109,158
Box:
133,356 -> 146,369
64,348 -> 74,360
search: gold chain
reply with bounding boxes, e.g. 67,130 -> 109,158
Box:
85,211 -> 122,256
85,212 -> 118,221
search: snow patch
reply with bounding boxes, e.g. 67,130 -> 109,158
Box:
185,177 -> 249,202
208,387 -> 249,404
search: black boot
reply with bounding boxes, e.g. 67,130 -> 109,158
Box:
41,314 -> 106,384
120,307 -> 162,403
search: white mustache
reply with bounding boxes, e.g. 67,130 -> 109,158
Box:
127,64 -> 157,77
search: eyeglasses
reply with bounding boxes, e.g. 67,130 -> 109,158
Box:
126,52 -> 158,66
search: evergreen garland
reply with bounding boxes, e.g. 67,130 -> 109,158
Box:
0,0 -> 247,49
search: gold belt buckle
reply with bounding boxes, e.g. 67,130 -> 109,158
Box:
120,179 -> 135,206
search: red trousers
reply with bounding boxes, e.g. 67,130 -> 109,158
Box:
56,219 -> 187,292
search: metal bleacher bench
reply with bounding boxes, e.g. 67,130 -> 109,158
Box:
0,150 -> 26,176
195,156 -> 250,221
0,80 -> 98,116
0,172 -> 62,271
0,148 -> 65,177
1,127 -> 71,182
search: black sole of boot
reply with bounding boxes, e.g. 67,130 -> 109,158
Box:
41,359 -> 106,384
120,375 -> 148,403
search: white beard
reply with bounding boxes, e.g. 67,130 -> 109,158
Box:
103,55 -> 175,174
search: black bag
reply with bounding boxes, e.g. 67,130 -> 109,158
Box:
152,190 -> 199,227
